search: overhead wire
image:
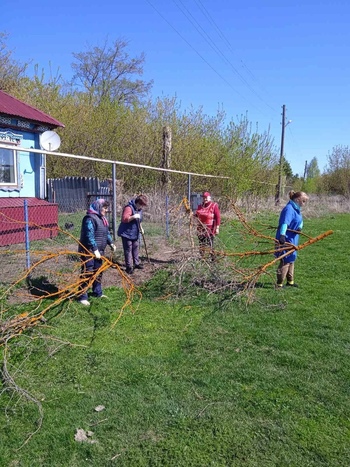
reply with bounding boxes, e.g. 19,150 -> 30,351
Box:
194,0 -> 278,111
285,124 -> 308,176
145,0 -> 265,113
145,0 -> 307,170
173,0 -> 276,114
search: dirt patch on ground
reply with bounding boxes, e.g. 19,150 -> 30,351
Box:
103,236 -> 185,288
2,236 -> 189,305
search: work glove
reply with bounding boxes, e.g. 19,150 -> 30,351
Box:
279,235 -> 286,245
140,225 -> 144,235
215,226 -> 220,235
110,243 -> 117,252
93,250 -> 101,259
132,213 -> 141,220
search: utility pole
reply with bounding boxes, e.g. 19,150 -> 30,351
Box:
303,160 -> 308,180
275,104 -> 286,206
161,126 -> 172,191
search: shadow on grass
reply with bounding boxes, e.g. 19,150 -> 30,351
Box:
26,275 -> 59,298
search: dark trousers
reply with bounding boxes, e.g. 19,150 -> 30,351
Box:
79,256 -> 103,300
122,237 -> 140,269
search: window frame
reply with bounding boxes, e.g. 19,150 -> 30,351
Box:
0,145 -> 20,189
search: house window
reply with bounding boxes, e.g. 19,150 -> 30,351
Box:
0,147 -> 18,186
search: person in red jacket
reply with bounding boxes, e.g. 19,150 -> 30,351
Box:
195,191 -> 221,257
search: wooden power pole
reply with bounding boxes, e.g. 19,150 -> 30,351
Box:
161,126 -> 172,191
303,160 -> 308,179
275,104 -> 286,205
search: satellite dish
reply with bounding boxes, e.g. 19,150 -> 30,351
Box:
40,131 -> 61,151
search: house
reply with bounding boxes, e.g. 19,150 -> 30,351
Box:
0,90 -> 65,245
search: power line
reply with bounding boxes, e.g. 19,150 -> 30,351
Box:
193,0 -> 278,113
145,0 -> 294,162
146,0 -> 268,114
173,0 -> 268,107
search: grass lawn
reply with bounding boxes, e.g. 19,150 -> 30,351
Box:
0,213 -> 349,466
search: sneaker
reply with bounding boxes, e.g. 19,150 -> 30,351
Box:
275,284 -> 285,290
134,264 -> 144,269
79,299 -> 90,306
286,282 -> 299,287
125,267 -> 134,274
100,294 -> 108,298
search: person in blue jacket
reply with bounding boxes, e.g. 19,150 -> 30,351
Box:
117,194 -> 148,274
275,191 -> 309,288
78,199 -> 116,305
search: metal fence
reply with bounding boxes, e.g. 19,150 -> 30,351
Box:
0,190 -> 195,290
0,144 -> 281,288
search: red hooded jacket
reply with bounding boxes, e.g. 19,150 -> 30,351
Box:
196,201 -> 221,237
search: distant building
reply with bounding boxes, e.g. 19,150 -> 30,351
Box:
0,90 -> 65,245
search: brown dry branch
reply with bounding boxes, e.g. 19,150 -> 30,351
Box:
0,197 -> 335,446
0,251 -> 139,344
228,199 -> 333,280
1,342 -> 43,449
1,322 -> 89,448
165,199 -> 334,301
166,197 -> 196,249
0,218 -> 139,346
0,220 -> 141,445
0,203 -> 334,347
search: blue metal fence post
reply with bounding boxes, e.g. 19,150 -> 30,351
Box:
112,163 -> 117,240
24,199 -> 31,271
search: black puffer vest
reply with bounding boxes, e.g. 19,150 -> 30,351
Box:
117,200 -> 141,241
79,213 -> 109,252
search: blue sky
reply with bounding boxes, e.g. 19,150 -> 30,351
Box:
3,0 -> 350,176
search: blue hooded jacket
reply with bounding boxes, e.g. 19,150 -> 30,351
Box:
275,200 -> 303,263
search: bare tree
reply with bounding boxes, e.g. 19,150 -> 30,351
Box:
71,38 -> 153,105
0,32 -> 28,92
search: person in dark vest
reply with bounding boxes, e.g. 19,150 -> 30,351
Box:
117,194 -> 148,274
195,191 -> 221,257
78,199 -> 116,305
275,190 -> 309,288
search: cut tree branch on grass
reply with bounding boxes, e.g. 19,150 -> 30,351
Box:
0,198 -> 334,447
1,341 -> 43,449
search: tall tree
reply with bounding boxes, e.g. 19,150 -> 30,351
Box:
223,115 -> 278,197
0,32 -> 28,93
306,157 -> 321,179
71,38 -> 153,105
323,145 -> 350,196
301,157 -> 322,193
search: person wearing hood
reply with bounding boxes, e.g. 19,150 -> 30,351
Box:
117,194 -> 148,274
195,191 -> 221,256
78,199 -> 116,305
275,191 -> 309,288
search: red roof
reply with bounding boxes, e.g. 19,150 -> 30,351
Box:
0,90 -> 65,128
0,197 -> 57,208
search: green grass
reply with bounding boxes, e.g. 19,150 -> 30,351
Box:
0,214 -> 349,466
